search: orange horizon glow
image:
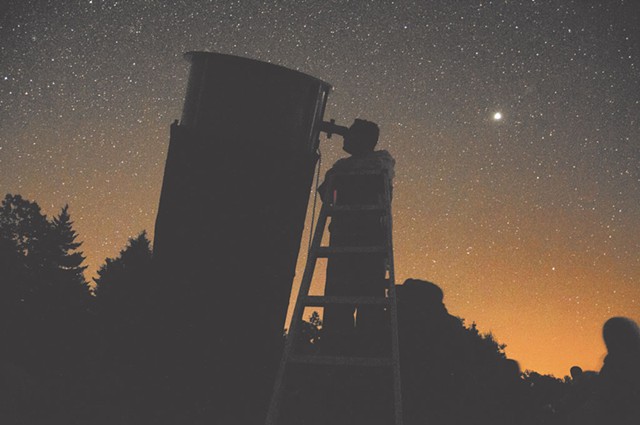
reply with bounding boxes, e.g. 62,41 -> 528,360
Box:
13,121 -> 637,380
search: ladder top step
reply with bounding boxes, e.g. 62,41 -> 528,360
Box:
301,295 -> 391,306
289,354 -> 392,367
328,169 -> 391,176
316,246 -> 387,257
327,204 -> 387,213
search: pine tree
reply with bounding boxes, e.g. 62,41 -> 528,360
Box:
0,193 -> 95,416
47,204 -> 90,308
0,195 -> 91,306
94,231 -> 153,306
94,232 -> 154,415
94,232 -> 153,359
0,195 -> 93,345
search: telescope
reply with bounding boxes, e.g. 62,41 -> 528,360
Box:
152,52 -> 342,424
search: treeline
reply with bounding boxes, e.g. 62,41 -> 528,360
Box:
0,194 -> 154,424
0,193 -> 638,424
0,194 -> 94,422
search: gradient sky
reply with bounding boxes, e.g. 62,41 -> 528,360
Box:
1,0 -> 638,377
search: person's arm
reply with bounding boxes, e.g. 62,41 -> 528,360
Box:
318,179 -> 328,203
318,167 -> 334,203
319,158 -> 349,203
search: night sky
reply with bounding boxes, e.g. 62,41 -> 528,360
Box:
1,0 -> 638,377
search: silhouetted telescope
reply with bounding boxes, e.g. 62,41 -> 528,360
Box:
320,118 -> 349,138
152,52 -> 342,424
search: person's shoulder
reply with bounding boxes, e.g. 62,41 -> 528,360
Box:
374,149 -> 393,157
330,156 -> 354,169
326,150 -> 395,174
373,150 -> 396,167
373,149 -> 395,161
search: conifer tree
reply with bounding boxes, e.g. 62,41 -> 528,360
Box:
94,232 -> 153,362
47,205 -> 90,308
93,231 -> 153,415
0,195 -> 97,423
0,195 -> 91,304
0,195 -> 92,357
94,231 -> 153,305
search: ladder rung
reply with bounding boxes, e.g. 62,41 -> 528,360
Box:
301,295 -> 390,306
289,354 -> 392,367
327,204 -> 386,214
316,246 -> 387,257
329,170 -> 389,176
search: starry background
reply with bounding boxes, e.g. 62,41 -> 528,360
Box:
1,0 -> 638,377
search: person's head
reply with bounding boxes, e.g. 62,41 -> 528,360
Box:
343,119 -> 379,155
504,358 -> 522,378
570,366 -> 583,380
401,278 -> 444,305
603,316 -> 640,356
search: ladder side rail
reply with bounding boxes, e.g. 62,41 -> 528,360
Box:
381,170 -> 404,425
266,168 -> 404,425
326,168 -> 405,425
265,205 -> 329,425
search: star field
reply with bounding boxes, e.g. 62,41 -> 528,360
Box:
1,0 -> 639,377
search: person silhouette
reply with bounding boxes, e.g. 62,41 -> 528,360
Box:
599,316 -> 640,423
319,119 -> 395,355
307,119 -> 396,425
569,317 -> 640,424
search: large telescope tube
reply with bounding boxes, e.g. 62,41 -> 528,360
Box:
152,52 -> 330,424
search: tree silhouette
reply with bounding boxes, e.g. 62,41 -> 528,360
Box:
296,311 -> 323,353
94,231 -> 153,302
0,194 -> 49,257
3,193 -> 627,425
93,231 -> 154,423
47,205 -> 89,301
0,194 -> 92,363
94,231 -> 153,355
0,194 -> 94,424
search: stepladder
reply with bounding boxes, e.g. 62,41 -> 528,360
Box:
265,168 -> 403,425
